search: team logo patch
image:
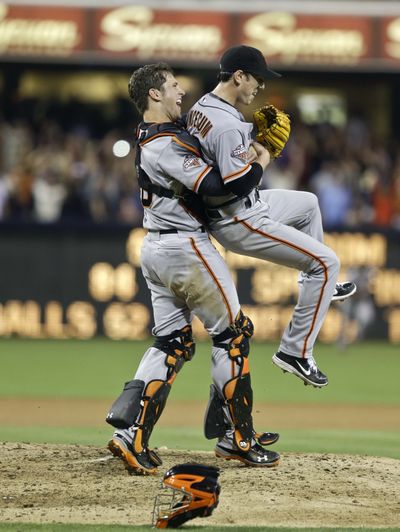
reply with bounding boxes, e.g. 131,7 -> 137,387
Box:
183,154 -> 202,170
231,144 -> 248,161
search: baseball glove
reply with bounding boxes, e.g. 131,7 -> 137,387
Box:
253,104 -> 291,158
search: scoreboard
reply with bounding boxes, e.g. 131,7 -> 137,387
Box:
0,225 -> 399,342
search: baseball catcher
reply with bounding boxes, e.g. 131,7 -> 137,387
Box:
253,104 -> 291,158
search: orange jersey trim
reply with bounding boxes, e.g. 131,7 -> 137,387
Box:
235,217 -> 328,358
189,238 -> 234,324
223,164 -> 251,183
139,132 -> 175,146
172,136 -> 201,156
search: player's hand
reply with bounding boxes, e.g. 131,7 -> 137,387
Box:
247,144 -> 258,163
252,141 -> 270,169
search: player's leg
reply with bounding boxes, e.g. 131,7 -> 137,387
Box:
259,189 -> 324,241
259,189 -> 356,301
211,212 -> 340,386
106,237 -> 195,475
186,235 -> 279,466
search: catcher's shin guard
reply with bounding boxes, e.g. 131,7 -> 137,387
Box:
204,384 -> 228,440
211,310 -> 255,451
116,326 -> 195,458
223,373 -> 254,451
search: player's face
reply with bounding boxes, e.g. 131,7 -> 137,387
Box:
238,73 -> 265,105
160,73 -> 185,121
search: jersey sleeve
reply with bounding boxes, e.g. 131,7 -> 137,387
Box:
214,129 -> 251,183
158,138 -> 213,193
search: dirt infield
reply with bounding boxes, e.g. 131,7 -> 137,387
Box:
1,442 -> 400,528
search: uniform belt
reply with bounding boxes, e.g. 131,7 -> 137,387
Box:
206,190 -> 260,220
149,227 -> 205,235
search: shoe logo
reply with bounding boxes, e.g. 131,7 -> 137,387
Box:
296,360 -> 311,376
239,440 -> 248,449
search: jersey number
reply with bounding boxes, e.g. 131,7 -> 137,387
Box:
140,188 -> 152,207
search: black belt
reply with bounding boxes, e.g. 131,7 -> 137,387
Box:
206,190 -> 259,220
151,227 -> 205,235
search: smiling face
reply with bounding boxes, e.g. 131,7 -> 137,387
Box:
159,73 -> 185,121
236,71 -> 265,105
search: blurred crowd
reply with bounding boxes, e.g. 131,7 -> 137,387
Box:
264,115 -> 400,230
1,111 -> 400,229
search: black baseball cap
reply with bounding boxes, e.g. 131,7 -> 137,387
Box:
219,45 -> 281,80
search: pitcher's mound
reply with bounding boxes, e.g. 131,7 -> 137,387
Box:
1,442 -> 399,528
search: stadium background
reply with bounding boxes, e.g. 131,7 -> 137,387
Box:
0,1 -> 400,530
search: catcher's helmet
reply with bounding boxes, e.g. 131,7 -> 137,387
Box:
153,463 -> 220,528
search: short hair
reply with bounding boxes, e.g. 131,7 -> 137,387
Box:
128,62 -> 174,115
217,71 -> 234,82
218,71 -> 254,83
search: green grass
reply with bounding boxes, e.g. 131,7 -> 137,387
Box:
1,339 -> 399,459
0,339 -> 399,404
1,426 -> 399,459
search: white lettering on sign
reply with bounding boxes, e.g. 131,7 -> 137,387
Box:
386,17 -> 400,59
244,12 -> 365,64
0,4 -> 79,54
100,6 -> 222,55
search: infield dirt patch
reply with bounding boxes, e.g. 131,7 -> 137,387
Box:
1,442 -> 400,528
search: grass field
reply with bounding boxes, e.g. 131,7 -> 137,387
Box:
0,338 -> 399,458
1,338 -> 399,403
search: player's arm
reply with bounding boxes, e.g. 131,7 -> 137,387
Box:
200,140 -> 270,196
159,135 -> 268,197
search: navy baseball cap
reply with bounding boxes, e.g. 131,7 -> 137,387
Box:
220,45 -> 281,80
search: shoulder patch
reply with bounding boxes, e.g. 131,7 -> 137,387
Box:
183,154 -> 202,170
231,144 -> 248,161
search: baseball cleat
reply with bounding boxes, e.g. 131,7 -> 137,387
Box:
332,281 -> 357,302
215,441 -> 280,467
108,432 -> 158,475
255,431 -> 280,446
272,351 -> 328,388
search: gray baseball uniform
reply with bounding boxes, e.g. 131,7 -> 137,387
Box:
137,126 -> 243,392
187,94 -> 340,358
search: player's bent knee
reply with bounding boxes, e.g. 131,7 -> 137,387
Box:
153,325 -> 195,373
327,250 -> 340,275
212,310 -> 254,360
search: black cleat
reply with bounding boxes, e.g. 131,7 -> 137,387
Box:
108,432 -> 158,475
215,441 -> 280,467
332,281 -> 357,302
272,351 -> 328,388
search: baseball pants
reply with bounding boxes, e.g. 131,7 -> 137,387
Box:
134,231 -> 245,409
209,189 -> 340,358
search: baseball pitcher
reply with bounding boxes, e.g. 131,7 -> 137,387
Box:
187,45 -> 356,389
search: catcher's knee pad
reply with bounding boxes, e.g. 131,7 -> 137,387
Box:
154,325 -> 195,378
106,379 -> 145,429
204,384 -> 229,440
213,310 -> 254,361
223,372 -> 254,451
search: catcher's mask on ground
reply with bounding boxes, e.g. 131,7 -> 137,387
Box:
152,463 -> 220,528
